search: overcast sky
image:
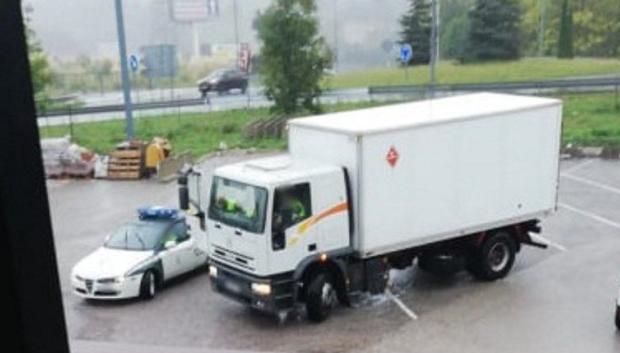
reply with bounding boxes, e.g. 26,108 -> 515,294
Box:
26,0 -> 407,68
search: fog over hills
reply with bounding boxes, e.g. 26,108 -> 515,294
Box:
26,0 -> 407,70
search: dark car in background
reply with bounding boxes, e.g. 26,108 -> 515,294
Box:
197,68 -> 248,97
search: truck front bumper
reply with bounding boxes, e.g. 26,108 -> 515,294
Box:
209,261 -> 296,314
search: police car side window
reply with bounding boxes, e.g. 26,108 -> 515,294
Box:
172,222 -> 189,242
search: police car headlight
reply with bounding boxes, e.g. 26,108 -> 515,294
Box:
251,283 -> 271,296
98,277 -> 123,284
209,266 -> 218,278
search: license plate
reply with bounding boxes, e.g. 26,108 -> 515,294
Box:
223,280 -> 242,294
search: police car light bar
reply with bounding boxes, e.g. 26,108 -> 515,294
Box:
138,206 -> 179,220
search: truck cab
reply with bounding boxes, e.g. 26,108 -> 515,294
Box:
203,156 -> 352,318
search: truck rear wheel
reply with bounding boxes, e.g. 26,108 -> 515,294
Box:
468,231 -> 516,281
305,272 -> 337,323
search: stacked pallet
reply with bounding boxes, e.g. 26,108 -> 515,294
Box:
107,144 -> 144,180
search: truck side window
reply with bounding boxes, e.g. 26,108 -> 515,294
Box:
272,183 -> 312,250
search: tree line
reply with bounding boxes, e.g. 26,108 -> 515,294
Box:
403,0 -> 620,64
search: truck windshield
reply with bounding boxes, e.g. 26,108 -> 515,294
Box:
208,176 -> 268,234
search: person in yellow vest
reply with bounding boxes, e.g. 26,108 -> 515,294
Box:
145,143 -> 165,177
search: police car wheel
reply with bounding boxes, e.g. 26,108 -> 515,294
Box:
139,270 -> 157,300
306,272 -> 336,323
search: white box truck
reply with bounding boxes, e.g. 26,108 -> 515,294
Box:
178,93 -> 562,322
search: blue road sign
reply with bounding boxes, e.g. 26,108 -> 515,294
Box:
129,54 -> 139,72
400,43 -> 413,64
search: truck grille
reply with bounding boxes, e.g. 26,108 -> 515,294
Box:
212,245 -> 255,271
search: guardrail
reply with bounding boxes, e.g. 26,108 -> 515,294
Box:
368,76 -> 620,95
37,97 -> 208,118
38,76 -> 620,119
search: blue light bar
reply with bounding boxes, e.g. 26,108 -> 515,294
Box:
137,206 -> 179,220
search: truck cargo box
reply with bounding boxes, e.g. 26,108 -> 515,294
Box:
288,93 -> 562,257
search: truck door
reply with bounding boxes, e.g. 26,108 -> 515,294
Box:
270,183 -> 314,272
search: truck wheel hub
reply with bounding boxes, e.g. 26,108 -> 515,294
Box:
488,243 -> 509,271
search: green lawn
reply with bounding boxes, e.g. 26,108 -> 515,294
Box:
561,93 -> 620,146
39,101 -> 382,157
39,93 -> 620,157
326,58 -> 620,89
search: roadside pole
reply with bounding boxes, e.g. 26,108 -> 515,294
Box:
429,0 -> 438,98
114,0 -> 134,140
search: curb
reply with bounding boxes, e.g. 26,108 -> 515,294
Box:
561,145 -> 620,159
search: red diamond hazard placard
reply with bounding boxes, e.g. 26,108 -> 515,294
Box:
386,146 -> 399,167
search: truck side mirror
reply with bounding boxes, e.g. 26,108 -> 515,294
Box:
178,184 -> 189,211
177,168 -> 190,211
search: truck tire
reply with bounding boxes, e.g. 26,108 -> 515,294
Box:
468,231 -> 516,281
305,272 -> 337,323
139,270 -> 157,300
616,306 -> 620,330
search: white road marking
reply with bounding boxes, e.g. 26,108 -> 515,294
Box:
561,159 -> 596,174
559,202 -> 620,230
528,232 -> 567,252
560,173 -> 620,196
385,289 -> 418,321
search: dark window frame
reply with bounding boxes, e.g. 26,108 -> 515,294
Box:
1,1 -> 70,352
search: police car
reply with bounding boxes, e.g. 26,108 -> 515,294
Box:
71,207 -> 207,300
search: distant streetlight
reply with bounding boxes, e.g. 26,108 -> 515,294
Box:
233,0 -> 240,66
333,0 -> 339,71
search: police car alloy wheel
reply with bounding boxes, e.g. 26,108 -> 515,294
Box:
140,270 -> 157,299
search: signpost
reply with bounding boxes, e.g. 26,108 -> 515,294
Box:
169,0 -> 219,58
399,43 -> 413,64
400,43 -> 413,82
129,54 -> 139,73
114,0 -> 134,140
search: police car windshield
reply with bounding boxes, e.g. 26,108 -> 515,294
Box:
104,221 -> 167,251
208,176 -> 267,234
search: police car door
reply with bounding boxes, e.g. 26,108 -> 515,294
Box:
160,222 -> 193,279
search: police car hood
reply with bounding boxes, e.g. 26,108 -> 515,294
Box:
73,247 -> 155,279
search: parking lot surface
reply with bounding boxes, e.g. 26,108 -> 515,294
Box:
47,154 -> 620,353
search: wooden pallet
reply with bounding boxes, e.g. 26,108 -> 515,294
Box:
107,146 -> 144,180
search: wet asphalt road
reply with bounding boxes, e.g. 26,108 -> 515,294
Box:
47,154 -> 620,353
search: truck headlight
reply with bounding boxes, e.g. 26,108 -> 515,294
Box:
251,283 -> 271,296
209,266 -> 218,278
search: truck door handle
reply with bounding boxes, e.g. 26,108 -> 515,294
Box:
234,230 -> 242,236
214,223 -> 221,229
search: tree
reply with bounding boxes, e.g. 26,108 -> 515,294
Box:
461,0 -> 523,62
257,0 -> 332,115
557,0 -> 574,58
399,0 -> 432,65
439,0 -> 473,59
23,4 -> 51,101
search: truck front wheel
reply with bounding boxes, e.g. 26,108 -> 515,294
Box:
468,231 -> 516,281
305,272 -> 337,323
